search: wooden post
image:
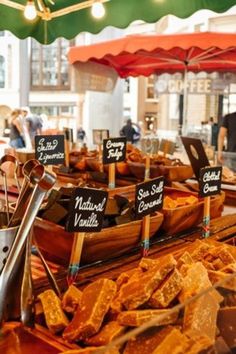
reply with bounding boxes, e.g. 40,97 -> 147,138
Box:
141,154 -> 151,257
64,139 -> 70,168
67,232 -> 85,285
108,163 -> 115,189
202,196 -> 210,238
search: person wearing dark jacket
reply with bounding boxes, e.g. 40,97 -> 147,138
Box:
120,119 -> 137,143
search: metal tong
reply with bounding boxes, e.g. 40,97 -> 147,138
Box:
0,165 -> 56,325
0,155 -> 20,224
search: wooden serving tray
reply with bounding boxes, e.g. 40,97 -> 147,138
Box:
34,212 -> 164,267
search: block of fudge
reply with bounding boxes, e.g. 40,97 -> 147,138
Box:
62,285 -> 82,314
117,309 -> 179,327
41,202 -> 68,224
176,251 -> 193,270
183,292 -> 219,343
201,260 -> 215,271
179,262 -> 223,304
84,321 -> 125,346
211,246 -> 235,265
149,269 -> 183,308
59,347 -> 120,354
211,258 -> 225,271
38,289 -> 69,333
208,270 -> 236,291
105,199 -> 120,216
116,268 -> 141,290
191,240 -> 213,261
151,328 -> 190,354
139,257 -> 160,271
119,254 -> 176,310
63,279 -> 117,342
184,334 -> 215,354
217,306 -> 236,349
221,263 -> 236,274
123,326 -> 175,354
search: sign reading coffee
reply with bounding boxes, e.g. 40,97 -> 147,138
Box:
199,166 -> 222,198
35,135 -> 65,165
103,137 -> 126,164
66,188 -> 108,233
135,177 -> 164,219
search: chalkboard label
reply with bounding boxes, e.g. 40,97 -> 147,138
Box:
103,137 -> 126,164
66,188 -> 108,233
181,136 -> 209,180
135,177 -> 164,219
93,129 -> 109,145
199,166 -> 222,198
35,135 -> 65,165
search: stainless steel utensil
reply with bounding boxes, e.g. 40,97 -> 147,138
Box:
0,166 -> 56,324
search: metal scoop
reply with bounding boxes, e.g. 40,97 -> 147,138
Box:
0,166 -> 56,325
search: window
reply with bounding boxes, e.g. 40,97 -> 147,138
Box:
31,38 -> 73,89
0,56 -> 5,88
0,31 -> 5,37
146,75 -> 158,101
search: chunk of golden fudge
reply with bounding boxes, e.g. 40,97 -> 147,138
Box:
211,245 -> 235,265
183,292 -> 219,343
119,254 -> 176,310
208,270 -> 236,291
62,285 -> 82,314
117,309 -> 179,327
139,258 -> 160,271
84,321 -> 125,346
116,268 -> 141,290
38,289 -> 69,333
191,240 -> 213,261
123,326 -> 174,354
149,269 -> 183,308
177,252 -> 193,270
152,328 -> 190,354
60,347 -> 119,354
185,335 -> 213,354
179,262 -> 223,304
63,279 -> 117,342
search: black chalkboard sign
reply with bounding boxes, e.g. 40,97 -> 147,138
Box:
66,188 -> 108,233
103,137 -> 126,164
199,166 -> 222,198
35,135 -> 65,165
135,177 -> 164,219
181,136 -> 209,180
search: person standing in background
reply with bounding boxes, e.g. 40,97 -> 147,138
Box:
77,126 -> 86,143
9,109 -> 25,148
120,119 -> 137,144
209,117 -> 219,150
218,111 -> 236,165
20,107 -> 33,149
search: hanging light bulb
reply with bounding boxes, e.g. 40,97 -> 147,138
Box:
24,0 -> 37,20
91,1 -> 105,19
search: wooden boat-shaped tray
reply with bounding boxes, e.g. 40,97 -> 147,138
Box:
127,161 -> 193,183
34,212 -> 164,267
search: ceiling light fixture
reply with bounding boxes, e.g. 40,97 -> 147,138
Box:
24,0 -> 37,20
91,0 -> 106,19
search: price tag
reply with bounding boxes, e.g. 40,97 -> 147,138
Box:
66,188 -> 108,233
93,129 -> 109,145
181,136 -> 210,179
199,166 -> 222,198
135,177 -> 164,219
103,137 -> 126,164
159,139 -> 175,155
35,135 -> 65,165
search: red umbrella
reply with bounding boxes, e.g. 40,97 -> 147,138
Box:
68,32 -> 236,77
68,32 -> 236,131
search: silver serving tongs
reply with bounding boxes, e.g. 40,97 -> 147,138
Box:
0,165 -> 56,325
0,155 -> 20,224
8,159 -> 40,228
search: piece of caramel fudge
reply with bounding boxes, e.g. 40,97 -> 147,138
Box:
60,347 -> 119,354
183,292 -> 219,342
151,328 -> 190,354
84,321 -> 125,346
208,270 -> 236,291
149,269 -> 183,308
119,254 -> 176,310
62,285 -> 82,314
38,289 -> 69,333
63,279 -> 117,342
117,309 -> 179,327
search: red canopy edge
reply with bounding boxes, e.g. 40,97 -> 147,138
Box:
68,32 -> 236,64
